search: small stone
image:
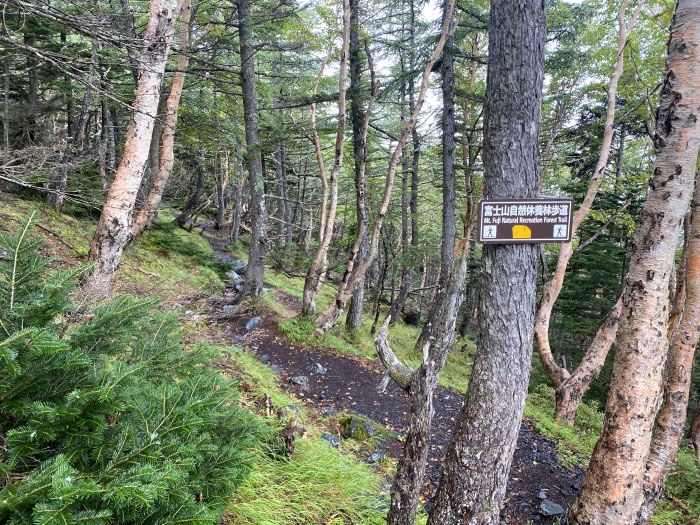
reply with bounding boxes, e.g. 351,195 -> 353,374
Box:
538,500 -> 565,517
234,260 -> 248,273
259,354 -> 270,363
223,304 -> 235,311
227,270 -> 243,284
307,362 -> 327,374
319,393 -> 327,400
321,434 -> 341,448
571,482 -> 581,490
290,375 -> 308,386
320,406 -> 337,417
245,316 -> 261,331
185,310 -> 194,315
366,450 -> 386,464
538,489 -> 547,500
269,365 -> 283,374
251,346 -> 258,350
233,334 -> 244,342
300,385 -> 310,393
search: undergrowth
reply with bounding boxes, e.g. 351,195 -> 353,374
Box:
225,438 -> 387,525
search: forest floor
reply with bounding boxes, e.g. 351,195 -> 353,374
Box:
202,229 -> 586,525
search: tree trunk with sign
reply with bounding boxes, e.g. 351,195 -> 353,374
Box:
425,0 -> 546,523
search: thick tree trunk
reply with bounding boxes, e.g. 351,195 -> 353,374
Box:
535,0 -> 645,388
132,0 -> 191,237
636,176 -> 700,524
314,0 -> 457,333
426,1 -> 545,523
568,2 -> 700,522
86,0 -> 176,289
239,0 -> 267,296
301,0 -> 350,315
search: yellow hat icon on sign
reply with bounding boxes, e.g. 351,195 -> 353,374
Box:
512,225 -> 532,239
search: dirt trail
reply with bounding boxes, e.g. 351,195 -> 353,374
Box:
202,230 -> 585,524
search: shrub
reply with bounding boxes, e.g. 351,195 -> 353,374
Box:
0,212 -> 267,525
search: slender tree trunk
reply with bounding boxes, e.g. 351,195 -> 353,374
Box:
568,2 -> 700,521
535,0 -> 646,389
239,0 -> 267,296
47,42 -> 97,211
554,297 -> 622,425
86,0 -> 176,289
132,0 -> 191,236
381,235 -> 469,525
3,50 -> 9,149
346,0 -> 368,330
387,46 -> 412,327
314,0 -> 457,333
231,115 -> 244,246
301,0 -> 351,314
426,1 -> 545,523
690,405 -> 700,464
173,143 -> 206,227
415,26 -> 456,351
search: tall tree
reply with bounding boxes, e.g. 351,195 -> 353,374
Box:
301,0 -> 350,315
132,0 -> 192,237
426,0 -> 546,523
239,0 -> 268,296
313,0 -> 457,334
86,0 -> 177,289
568,0 -> 700,521
346,0 -> 368,331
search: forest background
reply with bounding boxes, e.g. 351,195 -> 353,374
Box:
1,0 -> 700,523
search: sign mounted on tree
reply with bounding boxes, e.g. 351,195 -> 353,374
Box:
476,198 -> 574,244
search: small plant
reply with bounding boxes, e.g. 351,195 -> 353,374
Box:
0,213 -> 267,525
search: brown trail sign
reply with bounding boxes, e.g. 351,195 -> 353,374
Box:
476,198 -> 574,244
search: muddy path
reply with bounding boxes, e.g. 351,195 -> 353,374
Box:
200,228 -> 586,524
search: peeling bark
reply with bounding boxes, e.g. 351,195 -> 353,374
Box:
568,1 -> 700,521
86,0 -> 177,290
636,176 -> 700,523
132,0 -> 191,237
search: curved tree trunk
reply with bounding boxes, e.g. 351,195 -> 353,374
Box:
568,1 -> 700,521
426,0 -> 546,523
301,1 -> 350,315
132,0 -> 191,237
535,0 -> 646,388
86,0 -> 177,290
